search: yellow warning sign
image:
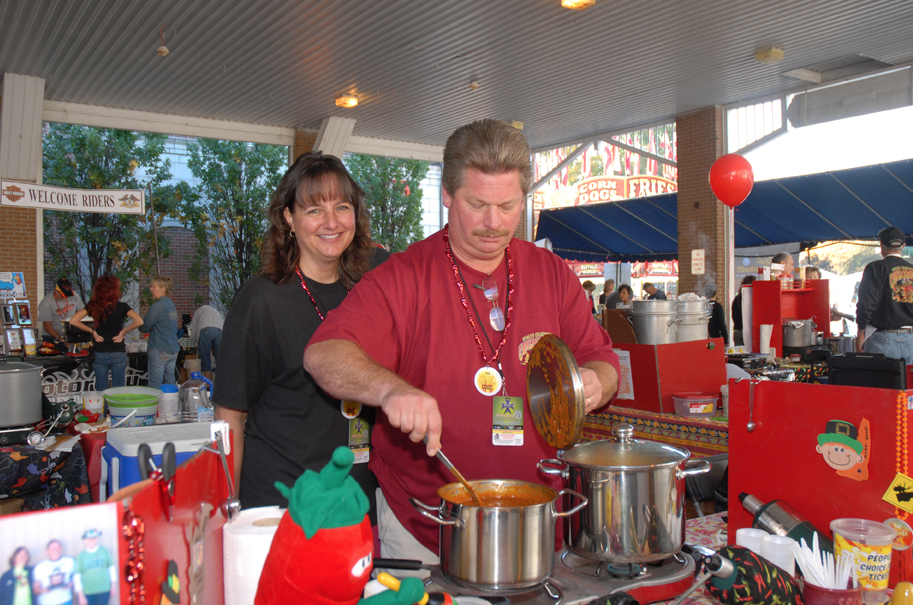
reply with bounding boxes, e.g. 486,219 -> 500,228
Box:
882,472 -> 913,513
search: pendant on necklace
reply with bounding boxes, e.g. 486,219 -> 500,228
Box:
474,366 -> 502,397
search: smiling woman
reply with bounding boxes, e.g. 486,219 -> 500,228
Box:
211,152 -> 390,525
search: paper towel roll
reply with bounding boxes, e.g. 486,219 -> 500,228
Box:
223,506 -> 284,605
760,324 -> 773,355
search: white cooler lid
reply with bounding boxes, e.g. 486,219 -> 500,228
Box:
105,421 -> 228,456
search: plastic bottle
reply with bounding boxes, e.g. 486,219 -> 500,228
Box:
157,384 -> 180,424
178,372 -> 214,423
739,492 -> 834,553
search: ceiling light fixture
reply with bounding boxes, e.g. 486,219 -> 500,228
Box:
561,0 -> 595,9
335,94 -> 358,108
511,121 -> 525,130
469,80 -> 480,91
157,25 -> 170,57
754,47 -> 784,64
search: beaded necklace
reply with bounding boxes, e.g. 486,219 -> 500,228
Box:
443,226 -> 514,366
295,267 -> 348,321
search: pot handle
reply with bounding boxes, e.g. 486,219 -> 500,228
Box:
409,498 -> 456,526
537,458 -> 568,479
677,458 -> 711,478
554,489 -> 588,518
668,317 -> 682,332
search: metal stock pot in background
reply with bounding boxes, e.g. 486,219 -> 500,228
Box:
410,479 -> 587,590
630,300 -> 679,345
538,424 -> 710,563
0,360 -> 43,428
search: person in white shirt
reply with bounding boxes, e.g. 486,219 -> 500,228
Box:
32,540 -> 74,605
190,305 -> 224,380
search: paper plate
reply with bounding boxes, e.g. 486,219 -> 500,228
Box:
526,334 -> 585,450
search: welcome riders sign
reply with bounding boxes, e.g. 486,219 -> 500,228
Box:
0,180 -> 144,215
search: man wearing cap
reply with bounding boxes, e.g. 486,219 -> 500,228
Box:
643,282 -> 667,300
855,226 -> 913,365
37,279 -> 85,341
73,529 -> 116,605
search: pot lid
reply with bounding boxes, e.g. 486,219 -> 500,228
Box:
561,424 -> 691,468
527,334 -> 585,450
0,360 -> 41,373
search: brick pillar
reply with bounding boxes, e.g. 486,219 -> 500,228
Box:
0,85 -> 44,312
292,128 -> 318,161
675,106 -> 726,299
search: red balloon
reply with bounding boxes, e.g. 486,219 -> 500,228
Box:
709,154 -> 754,208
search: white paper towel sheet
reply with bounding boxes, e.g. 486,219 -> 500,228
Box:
223,506 -> 285,605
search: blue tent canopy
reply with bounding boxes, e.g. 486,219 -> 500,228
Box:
536,158 -> 913,262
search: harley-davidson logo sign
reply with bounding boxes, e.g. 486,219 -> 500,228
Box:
2,184 -> 24,203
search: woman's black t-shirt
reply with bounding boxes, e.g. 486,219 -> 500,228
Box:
92,301 -> 131,353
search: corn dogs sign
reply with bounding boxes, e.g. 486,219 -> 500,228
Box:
574,175 -> 677,205
1,180 -> 144,215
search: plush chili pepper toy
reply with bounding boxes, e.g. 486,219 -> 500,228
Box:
254,447 -> 425,605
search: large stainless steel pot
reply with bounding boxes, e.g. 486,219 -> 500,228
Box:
783,318 -> 816,348
630,300 -> 679,345
538,424 -> 709,563
411,479 -> 587,590
0,360 -> 43,428
675,300 -> 711,343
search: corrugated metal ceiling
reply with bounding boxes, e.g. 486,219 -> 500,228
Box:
2,0 -> 912,150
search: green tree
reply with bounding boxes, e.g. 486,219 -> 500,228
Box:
345,154 -> 429,252
42,124 -> 178,300
182,139 -> 287,310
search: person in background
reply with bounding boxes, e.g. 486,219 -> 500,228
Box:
190,305 -> 224,381
73,530 -> 115,605
643,282 -> 667,300
771,252 -> 794,278
213,152 -> 389,522
581,280 -> 598,316
139,276 -> 179,389
855,225 -> 913,365
599,279 -> 616,305
37,278 -> 85,341
303,119 -> 619,564
70,277 -> 142,391
32,540 -> 74,605
1,547 -> 34,605
805,266 -> 822,280
705,285 -> 728,343
605,283 -> 633,309
732,275 -> 755,346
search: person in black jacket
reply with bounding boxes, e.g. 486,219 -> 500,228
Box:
855,226 -> 913,365
705,284 -> 728,343
1,547 -> 35,605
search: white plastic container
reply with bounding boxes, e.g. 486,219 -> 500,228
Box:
671,392 -> 717,418
735,527 -> 768,555
720,384 -> 730,417
760,534 -> 795,576
157,384 -> 180,424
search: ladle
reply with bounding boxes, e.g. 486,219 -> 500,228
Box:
424,436 -> 482,507
26,403 -> 71,447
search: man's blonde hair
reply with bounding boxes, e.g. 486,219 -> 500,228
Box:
442,119 -> 532,197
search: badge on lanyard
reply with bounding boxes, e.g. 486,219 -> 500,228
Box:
492,395 -> 523,446
348,417 -> 370,464
474,366 -> 502,396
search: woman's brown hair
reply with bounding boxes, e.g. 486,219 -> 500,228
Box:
86,276 -> 122,325
260,152 -> 374,285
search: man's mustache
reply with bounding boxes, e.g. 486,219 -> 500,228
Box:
472,229 -> 511,238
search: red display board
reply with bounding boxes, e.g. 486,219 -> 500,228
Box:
613,339 -> 727,413
728,379 -> 913,584
751,279 -> 830,355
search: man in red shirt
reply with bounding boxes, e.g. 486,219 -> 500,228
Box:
305,119 -> 619,565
